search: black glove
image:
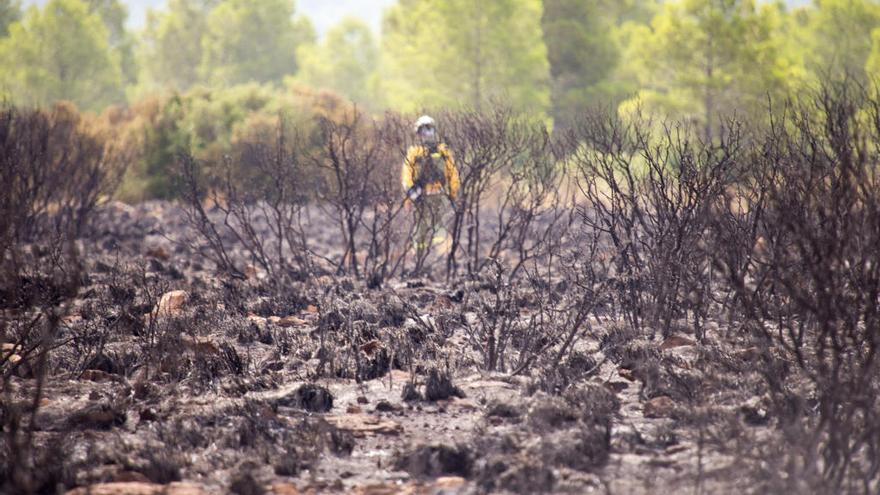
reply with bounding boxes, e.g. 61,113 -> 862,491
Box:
406,186 -> 422,202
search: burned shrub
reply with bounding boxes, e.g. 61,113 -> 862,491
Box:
0,103 -> 126,494
175,122 -> 313,285
568,110 -> 738,339
394,443 -> 473,479
424,367 -> 465,401
311,110 -> 411,283
711,82 -> 880,491
276,383 -> 334,413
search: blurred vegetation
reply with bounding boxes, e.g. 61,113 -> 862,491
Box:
1,0 -> 879,198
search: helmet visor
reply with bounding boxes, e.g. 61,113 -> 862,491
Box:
417,125 -> 436,138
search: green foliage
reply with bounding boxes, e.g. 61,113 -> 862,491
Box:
382,0 -> 550,115
618,0 -> 802,139
85,0 -> 137,86
199,0 -> 315,86
117,81 -> 350,200
0,0 -> 124,112
0,0 -> 20,37
542,0 -> 620,128
794,0 -> 880,84
138,0 -> 216,93
295,17 -> 382,110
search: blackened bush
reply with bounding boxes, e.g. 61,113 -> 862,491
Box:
713,82 -> 880,492
0,103 -> 126,494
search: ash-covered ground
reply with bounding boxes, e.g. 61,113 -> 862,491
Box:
2,200 -> 798,494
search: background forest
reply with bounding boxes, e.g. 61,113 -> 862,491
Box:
5,2 -> 880,494
0,0 -> 871,199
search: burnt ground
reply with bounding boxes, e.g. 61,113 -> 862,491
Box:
2,200 -> 795,494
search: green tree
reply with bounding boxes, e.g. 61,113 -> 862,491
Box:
86,0 -> 137,85
796,0 -> 880,84
295,17 -> 381,109
199,0 -> 315,86
0,0 -> 20,37
0,0 -> 123,111
382,0 -> 550,114
619,0 -> 801,139
139,0 -> 217,92
542,0 -> 619,128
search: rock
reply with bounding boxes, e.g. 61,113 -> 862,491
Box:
434,476 -> 467,489
181,336 -> 220,355
374,400 -> 399,413
267,484 -> 300,495
360,340 -> 381,355
304,304 -> 319,315
113,472 -> 152,483
644,396 -> 676,418
145,246 -> 170,261
81,369 -> 116,382
324,414 -> 403,437
740,399 -> 771,426
734,346 -> 760,362
66,482 -> 208,495
275,316 -> 307,328
660,335 -> 696,350
1,343 -> 19,363
346,405 -> 363,414
243,264 -> 259,280
605,381 -> 629,393
67,403 -> 127,430
229,470 -> 263,495
618,368 -> 636,382
139,408 -> 158,422
247,314 -> 267,325
63,313 -> 83,325
154,290 -> 188,318
448,397 -> 479,412
356,396 -> 369,404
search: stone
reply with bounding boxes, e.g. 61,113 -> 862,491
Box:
324,414 -> 403,437
660,335 -> 696,350
267,484 -> 300,495
605,381 -> 629,393
145,246 -> 170,261
276,316 -> 307,328
618,368 -> 636,382
66,482 -> 208,495
247,314 -> 267,325
434,476 -> 467,489
734,347 -> 760,362
644,396 -> 676,418
374,400 -> 399,413
81,370 -> 116,382
181,336 -> 220,355
154,290 -> 188,318
360,340 -> 381,355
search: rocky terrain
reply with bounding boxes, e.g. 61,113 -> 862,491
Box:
1,200 -> 796,494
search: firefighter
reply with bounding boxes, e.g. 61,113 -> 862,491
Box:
401,115 -> 460,259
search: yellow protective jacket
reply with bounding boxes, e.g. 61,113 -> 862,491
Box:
401,143 -> 460,199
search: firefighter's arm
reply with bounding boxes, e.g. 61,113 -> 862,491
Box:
401,146 -> 418,191
441,144 -> 460,200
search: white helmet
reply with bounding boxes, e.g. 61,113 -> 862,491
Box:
414,115 -> 436,133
